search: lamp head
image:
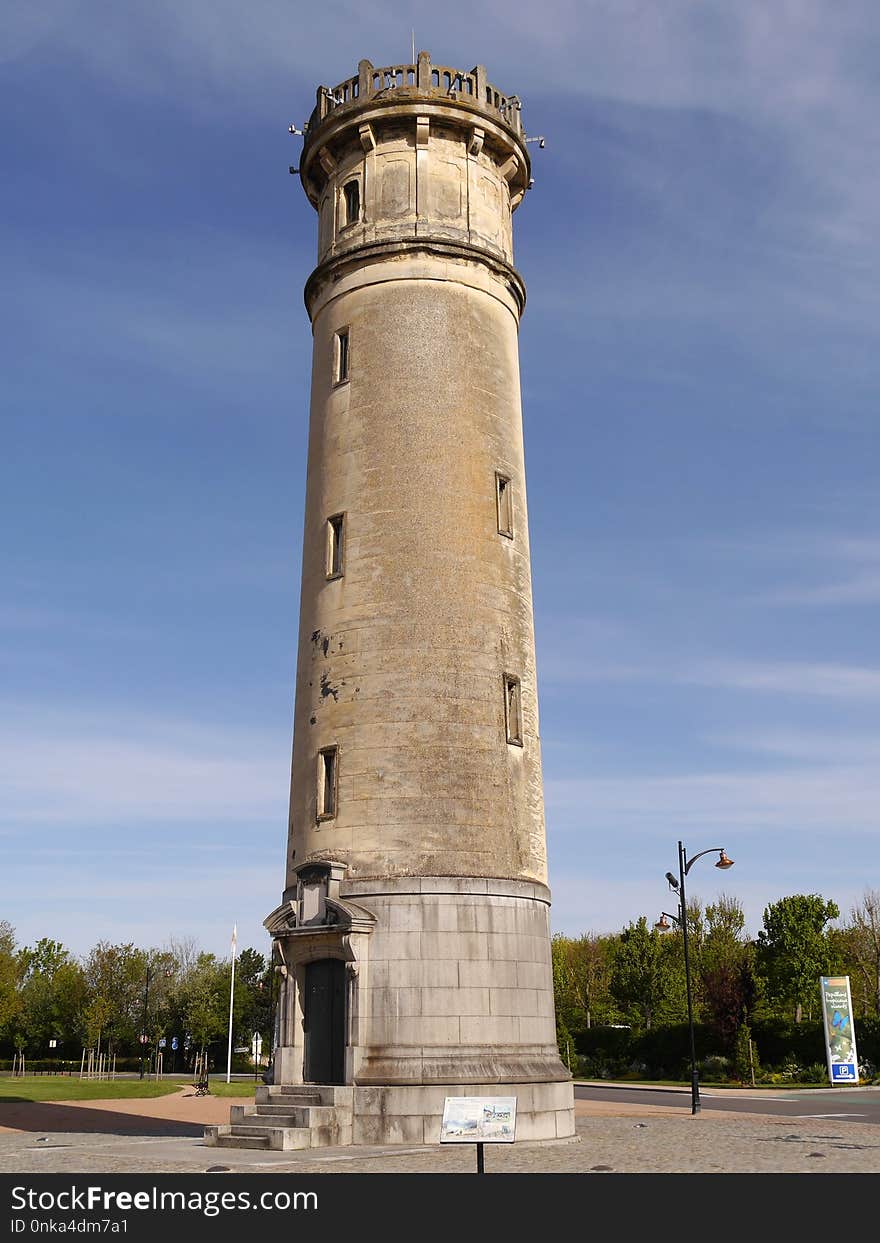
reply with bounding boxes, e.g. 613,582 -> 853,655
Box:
665,872 -> 680,891
715,850 -> 734,870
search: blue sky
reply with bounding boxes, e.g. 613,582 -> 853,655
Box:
3,2 -> 878,960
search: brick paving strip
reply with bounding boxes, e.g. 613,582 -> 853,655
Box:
1,1087 -> 878,1174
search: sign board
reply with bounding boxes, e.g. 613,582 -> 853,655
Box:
171,1037 -> 178,1051
48,1040 -> 57,1049
820,976 -> 859,1085
158,1038 -> 166,1049
440,1097 -> 516,1143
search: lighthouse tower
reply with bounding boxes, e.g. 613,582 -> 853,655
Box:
265,52 -> 574,1145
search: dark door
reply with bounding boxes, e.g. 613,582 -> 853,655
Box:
303,958 -> 346,1084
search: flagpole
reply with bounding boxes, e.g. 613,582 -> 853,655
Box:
226,924 -> 237,1084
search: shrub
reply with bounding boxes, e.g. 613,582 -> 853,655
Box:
733,1023 -> 758,1084
698,1054 -> 732,1082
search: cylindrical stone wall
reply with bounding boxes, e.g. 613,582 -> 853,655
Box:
347,879 -> 565,1086
286,258 -> 546,887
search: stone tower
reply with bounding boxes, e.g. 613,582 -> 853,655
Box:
265,52 -> 574,1145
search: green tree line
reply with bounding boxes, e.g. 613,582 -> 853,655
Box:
3,887 -> 879,1083
0,924 -> 275,1072
552,889 -> 880,1084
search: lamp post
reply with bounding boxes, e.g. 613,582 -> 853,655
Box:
138,963 -> 152,1080
139,962 -> 173,1080
656,842 -> 734,1116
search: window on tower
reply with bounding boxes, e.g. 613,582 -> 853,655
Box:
326,513 -> 345,579
503,674 -> 523,746
334,329 -> 350,384
317,745 -> 338,820
343,179 -> 360,226
496,473 -> 513,538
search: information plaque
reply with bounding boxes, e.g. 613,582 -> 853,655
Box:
439,1097 -> 517,1143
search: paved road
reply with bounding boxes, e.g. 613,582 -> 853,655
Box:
575,1081 -> 880,1125
1,1084 -> 879,1174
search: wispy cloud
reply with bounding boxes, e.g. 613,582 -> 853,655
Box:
4,854 -> 280,959
541,652 -> 880,701
0,705 -> 289,829
756,535 -> 880,606
5,241 -> 300,389
708,728 -> 880,765
546,762 -> 879,832
688,659 -> 880,700
767,572 -> 880,607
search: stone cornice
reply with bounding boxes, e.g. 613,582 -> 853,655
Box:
304,236 -> 527,320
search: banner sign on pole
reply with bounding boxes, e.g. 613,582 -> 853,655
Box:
820,975 -> 859,1085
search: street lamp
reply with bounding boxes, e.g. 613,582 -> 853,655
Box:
655,842 -> 734,1115
139,961 -> 173,1080
139,963 -> 153,1080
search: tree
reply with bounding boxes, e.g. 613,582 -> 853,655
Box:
235,947 -> 273,1052
181,954 -> 227,1068
83,943 -> 151,1053
839,889 -> 880,1019
698,895 -> 759,1052
82,996 -> 114,1057
733,1020 -> 758,1085
0,921 -> 20,1044
610,917 -> 679,1030
15,938 -> 86,1054
552,933 -> 618,1034
757,894 -> 840,1022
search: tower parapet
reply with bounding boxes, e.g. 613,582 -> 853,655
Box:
299,52 -> 531,295
308,53 -> 525,139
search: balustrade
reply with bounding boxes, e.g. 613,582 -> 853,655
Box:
309,52 -> 523,136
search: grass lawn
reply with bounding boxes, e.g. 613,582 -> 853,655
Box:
199,1081 -> 259,1098
0,1076 -> 261,1103
0,1077 -> 184,1103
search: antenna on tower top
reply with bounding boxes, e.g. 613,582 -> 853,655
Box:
411,29 -> 415,63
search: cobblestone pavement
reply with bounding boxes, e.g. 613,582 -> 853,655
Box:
0,1090 -> 879,1174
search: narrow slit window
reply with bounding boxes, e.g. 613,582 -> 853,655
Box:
343,179 -> 360,226
496,473 -> 513,538
335,329 -> 350,384
326,513 -> 345,579
504,674 -> 523,746
317,745 -> 338,820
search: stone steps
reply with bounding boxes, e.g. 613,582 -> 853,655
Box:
204,1085 -> 354,1152
229,1104 -> 342,1127
209,1132 -> 269,1150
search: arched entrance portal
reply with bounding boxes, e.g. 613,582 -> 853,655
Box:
304,958 -> 346,1084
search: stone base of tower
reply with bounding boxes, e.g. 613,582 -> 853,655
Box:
205,1080 -> 575,1151
262,873 -> 576,1144
351,1081 -> 575,1145
344,876 -> 571,1085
